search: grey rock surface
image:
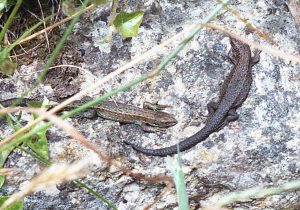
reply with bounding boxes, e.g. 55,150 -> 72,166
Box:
1,0 -> 300,209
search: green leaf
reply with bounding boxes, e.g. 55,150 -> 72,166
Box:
113,11 -> 144,38
0,196 -> 23,210
25,99 -> 50,160
0,118 -> 12,189
0,137 -> 16,188
26,125 -> 49,160
2,99 -> 50,162
0,0 -> 17,11
0,48 -> 9,60
26,122 -> 49,160
0,110 -> 23,188
166,153 -> 189,210
0,175 -> 5,188
6,0 -> 17,11
0,0 -> 7,11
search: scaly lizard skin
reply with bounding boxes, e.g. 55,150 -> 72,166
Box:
125,38 -> 261,156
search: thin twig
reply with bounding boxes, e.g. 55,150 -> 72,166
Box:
0,161 -> 89,210
0,0 -> 23,43
17,4 -> 95,45
37,0 -> 51,52
215,180 -> 300,207
204,23 -> 300,63
108,0 -> 118,26
218,0 -> 277,45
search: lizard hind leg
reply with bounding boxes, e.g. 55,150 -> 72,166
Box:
207,101 -> 219,115
214,108 -> 239,132
187,101 -> 217,127
196,101 -> 218,121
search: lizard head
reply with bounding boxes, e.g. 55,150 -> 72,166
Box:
153,112 -> 178,128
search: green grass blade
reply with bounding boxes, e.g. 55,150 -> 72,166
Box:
74,180 -> 118,210
7,14 -> 55,52
0,0 -> 23,44
166,153 -> 189,210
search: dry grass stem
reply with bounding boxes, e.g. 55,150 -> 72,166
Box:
0,161 -> 89,210
287,0 -> 300,31
220,0 -> 277,45
204,23 -> 300,63
0,168 -> 16,176
144,184 -> 173,210
17,4 -> 95,45
37,0 -> 50,52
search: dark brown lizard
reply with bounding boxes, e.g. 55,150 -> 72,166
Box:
124,38 -> 261,156
0,98 -> 177,132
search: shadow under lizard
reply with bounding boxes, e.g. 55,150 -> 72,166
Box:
125,38 -> 261,156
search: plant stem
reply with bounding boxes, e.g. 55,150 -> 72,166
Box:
0,0 -> 23,45
108,0 -> 118,26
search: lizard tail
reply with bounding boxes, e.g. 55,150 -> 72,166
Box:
123,126 -> 212,156
124,141 -> 178,156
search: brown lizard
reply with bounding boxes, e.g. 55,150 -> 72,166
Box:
0,98 -> 177,132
